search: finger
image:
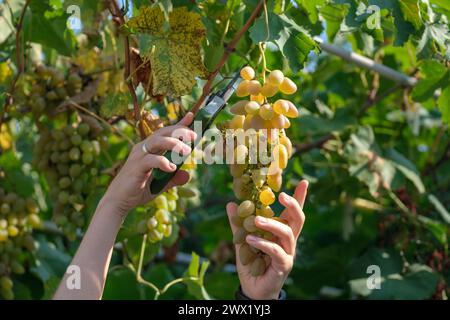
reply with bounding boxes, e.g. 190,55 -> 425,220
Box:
279,192 -> 305,239
154,112 -> 196,139
254,216 -> 296,255
141,154 -> 177,173
146,136 -> 192,156
294,179 -> 309,209
226,202 -> 239,234
178,112 -> 194,127
246,235 -> 291,271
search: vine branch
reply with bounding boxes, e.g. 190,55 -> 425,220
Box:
190,0 -> 265,115
0,0 -> 31,128
109,0 -> 146,139
134,234 -> 199,300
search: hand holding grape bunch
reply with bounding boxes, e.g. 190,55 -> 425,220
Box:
227,181 -> 308,300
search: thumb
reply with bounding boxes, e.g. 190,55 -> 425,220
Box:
226,202 -> 239,234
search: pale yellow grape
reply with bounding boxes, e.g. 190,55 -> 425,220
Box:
250,114 -> 266,130
243,114 -> 253,130
279,77 -> 297,94
273,144 -> 288,169
267,171 -> 282,192
238,200 -> 255,218
243,215 -> 258,232
233,227 -> 248,244
268,70 -> 285,86
229,115 -> 245,129
236,80 -> 250,97
279,135 -> 293,158
273,99 -> 289,115
239,243 -> 257,265
231,215 -> 244,227
258,205 -> 275,218
260,83 -> 278,97
230,100 -> 248,115
285,101 -> 299,118
250,257 -> 267,276
259,187 -> 275,206
284,117 -> 291,129
270,114 -> 287,129
259,103 -> 275,120
245,101 -> 260,115
251,94 -> 265,104
155,209 -> 170,224
7,226 -> 19,237
240,66 -> 255,80
247,80 -> 262,95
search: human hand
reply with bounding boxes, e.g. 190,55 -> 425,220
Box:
226,180 -> 308,300
102,112 -> 197,217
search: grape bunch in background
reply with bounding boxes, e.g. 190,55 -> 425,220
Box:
32,122 -> 106,240
223,66 -> 298,276
0,188 -> 41,300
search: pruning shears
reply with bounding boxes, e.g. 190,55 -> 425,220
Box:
148,72 -> 241,195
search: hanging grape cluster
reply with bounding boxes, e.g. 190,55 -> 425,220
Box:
32,121 -> 107,240
17,65 -> 82,116
0,187 -> 40,300
223,66 -> 298,277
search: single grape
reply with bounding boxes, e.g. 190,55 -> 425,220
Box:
259,187 -> 275,206
239,243 -> 257,265
233,227 -> 248,245
154,196 -> 168,210
236,80 -> 250,97
71,134 -> 82,146
268,70 -> 285,86
247,80 -> 262,95
279,77 -> 297,95
259,104 -> 275,120
260,83 -> 278,97
238,200 -> 255,218
78,123 -> 90,136
243,215 -> 258,232
229,100 -> 248,115
82,152 -> 94,165
250,256 -> 267,277
257,205 -> 275,218
240,66 -> 255,80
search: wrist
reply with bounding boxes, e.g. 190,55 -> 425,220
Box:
237,286 -> 285,300
97,194 -> 129,220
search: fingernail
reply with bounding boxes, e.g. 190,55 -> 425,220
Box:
246,235 -> 258,242
170,163 -> 177,170
256,216 -> 267,224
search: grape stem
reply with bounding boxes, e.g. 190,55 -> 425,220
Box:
258,43 -> 267,83
0,0 -> 31,129
108,0 -> 146,140
134,234 -> 200,300
191,0 -> 266,115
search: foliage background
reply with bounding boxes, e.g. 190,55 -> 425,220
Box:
0,0 -> 449,300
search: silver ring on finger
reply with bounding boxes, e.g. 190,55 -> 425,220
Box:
142,142 -> 150,154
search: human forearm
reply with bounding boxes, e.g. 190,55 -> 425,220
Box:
53,198 -> 125,300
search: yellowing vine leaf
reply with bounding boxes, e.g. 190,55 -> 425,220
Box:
127,7 -> 208,97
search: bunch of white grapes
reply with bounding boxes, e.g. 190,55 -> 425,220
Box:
0,188 -> 41,300
223,66 -> 298,277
